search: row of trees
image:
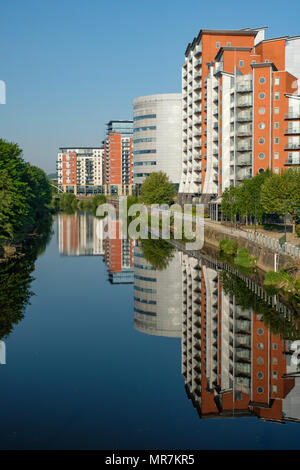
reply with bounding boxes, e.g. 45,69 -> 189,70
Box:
221,169 -> 300,233
0,139 -> 53,245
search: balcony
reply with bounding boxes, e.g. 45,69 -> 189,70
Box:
236,113 -> 252,122
236,169 -> 252,180
194,153 -> 202,161
213,107 -> 218,116
236,143 -> 252,151
284,142 -> 300,150
194,106 -> 201,114
236,82 -> 252,92
194,45 -> 202,57
194,176 -> 202,183
194,165 -> 201,172
194,92 -> 201,103
284,112 -> 300,120
284,127 -> 300,135
194,59 -> 202,68
194,72 -> 202,80
194,82 -> 202,91
236,98 -> 253,107
236,156 -> 252,166
236,127 -> 252,136
284,157 -> 300,166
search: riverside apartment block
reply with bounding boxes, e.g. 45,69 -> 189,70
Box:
179,27 -> 300,213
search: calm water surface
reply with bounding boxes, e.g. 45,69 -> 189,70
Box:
0,212 -> 300,450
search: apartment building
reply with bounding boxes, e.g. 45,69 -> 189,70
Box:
57,147 -> 104,195
179,27 -> 300,206
104,219 -> 134,284
103,120 -> 134,196
133,94 -> 182,190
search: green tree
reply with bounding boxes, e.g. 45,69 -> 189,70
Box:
261,169 -> 300,233
140,172 -> 176,205
140,239 -> 175,270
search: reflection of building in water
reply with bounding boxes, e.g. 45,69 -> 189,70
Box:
133,245 -> 182,338
58,212 -> 105,256
181,253 -> 300,423
104,220 -> 134,284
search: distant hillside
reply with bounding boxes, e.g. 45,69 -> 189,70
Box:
47,173 -> 57,181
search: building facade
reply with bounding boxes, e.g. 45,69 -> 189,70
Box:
57,147 -> 104,195
179,28 -> 300,205
133,94 -> 182,189
103,120 -> 134,196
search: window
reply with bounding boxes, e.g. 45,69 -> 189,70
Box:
133,114 -> 156,121
274,107 -> 280,114
258,122 -> 265,129
273,343 -> 278,350
259,168 -> 265,174
227,42 -> 231,47
259,92 -> 266,99
216,42 -> 220,48
273,357 -> 278,365
259,153 -> 265,160
259,107 -> 266,115
257,372 -> 264,379
257,357 -> 264,364
259,77 -> 266,84
239,60 -> 244,67
252,60 -> 256,64
257,328 -> 264,335
257,343 -> 264,350
274,137 -> 279,144
265,59 -> 269,63
275,77 -> 280,85
272,385 -> 278,393
274,122 -> 279,129
257,387 -> 264,394
274,167 -> 279,174
274,92 -> 280,100
273,371 -> 278,379
274,152 -> 279,160
259,138 -> 265,144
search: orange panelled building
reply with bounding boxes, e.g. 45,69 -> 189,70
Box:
103,120 -> 134,196
179,27 -> 300,206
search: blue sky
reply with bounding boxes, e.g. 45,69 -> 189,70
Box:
1,0 -> 300,173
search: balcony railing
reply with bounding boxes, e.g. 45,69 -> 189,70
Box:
236,98 -> 253,107
236,82 -> 252,92
285,112 -> 300,120
236,156 -> 252,166
285,143 -> 300,150
284,158 -> 300,165
236,114 -> 252,122
236,143 -> 252,151
284,128 -> 300,135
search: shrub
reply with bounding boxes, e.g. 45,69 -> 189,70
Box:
296,224 -> 300,237
219,238 -> 238,256
234,247 -> 257,269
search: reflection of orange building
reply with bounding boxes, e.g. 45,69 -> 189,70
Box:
182,254 -> 300,422
104,220 -> 134,284
58,212 -> 105,256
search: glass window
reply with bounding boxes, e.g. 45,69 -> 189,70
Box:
259,77 -> 266,84
259,138 -> 265,144
216,42 -> 220,48
274,107 -> 280,114
274,92 -> 279,100
257,343 -> 264,350
257,387 -> 264,394
239,60 -> 244,67
259,168 -> 265,174
257,372 -> 264,379
273,343 -> 278,350
275,77 -> 280,85
227,42 -> 231,47
258,122 -> 265,129
258,153 -> 265,160
257,328 -> 264,335
274,152 -> 279,159
274,167 -> 279,174
259,92 -> 265,99
274,137 -> 279,144
259,107 -> 265,115
257,357 -> 264,364
273,385 -> 278,393
274,122 -> 279,129
273,357 -> 278,365
273,371 -> 278,379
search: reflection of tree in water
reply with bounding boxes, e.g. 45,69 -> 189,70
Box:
140,239 -> 175,271
221,270 -> 300,340
0,214 -> 53,340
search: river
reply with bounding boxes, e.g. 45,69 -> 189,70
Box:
0,211 -> 300,450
